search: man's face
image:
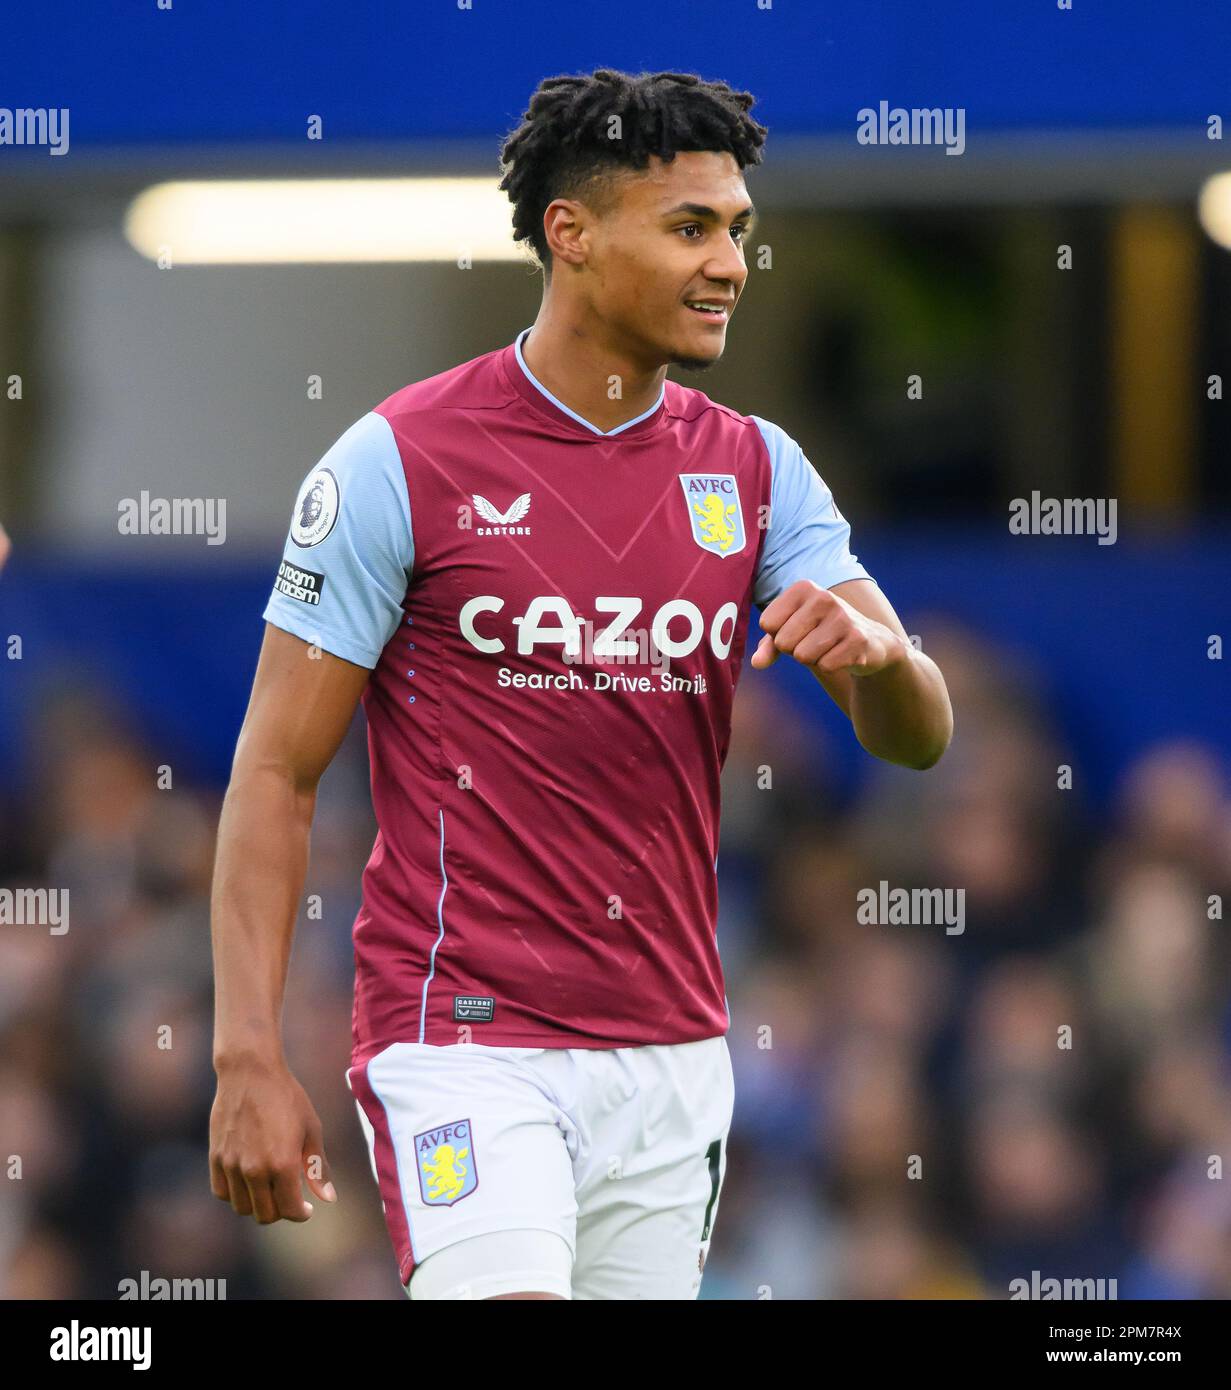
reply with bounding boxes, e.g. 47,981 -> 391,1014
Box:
575,150 -> 754,372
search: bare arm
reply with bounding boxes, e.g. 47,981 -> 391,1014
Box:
209,622 -> 370,1224
751,578 -> 953,770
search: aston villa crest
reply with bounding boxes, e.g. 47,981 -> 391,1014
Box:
415,1118 -> 478,1207
679,474 -> 745,557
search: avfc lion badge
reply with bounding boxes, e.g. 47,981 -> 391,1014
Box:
415,1119 -> 478,1207
679,474 -> 746,558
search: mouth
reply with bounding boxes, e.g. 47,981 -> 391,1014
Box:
683,298 -> 732,325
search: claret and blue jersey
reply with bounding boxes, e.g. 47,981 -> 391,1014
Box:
263,326 -> 871,1063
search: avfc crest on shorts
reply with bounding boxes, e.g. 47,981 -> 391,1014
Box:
414,1118 -> 478,1207
679,474 -> 746,558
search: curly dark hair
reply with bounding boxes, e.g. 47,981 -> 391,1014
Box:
497,69 -> 768,277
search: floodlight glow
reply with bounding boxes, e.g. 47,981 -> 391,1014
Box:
123,178 -> 519,264
1197,172 -> 1231,250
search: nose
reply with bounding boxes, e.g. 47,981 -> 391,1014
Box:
703,240 -> 746,298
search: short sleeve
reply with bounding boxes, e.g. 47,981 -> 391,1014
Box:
750,415 -> 871,608
262,411 -> 413,668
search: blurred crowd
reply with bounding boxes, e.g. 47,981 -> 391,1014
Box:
1,617 -> 1229,1299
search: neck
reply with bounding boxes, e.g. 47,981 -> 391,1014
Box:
520,296 -> 667,434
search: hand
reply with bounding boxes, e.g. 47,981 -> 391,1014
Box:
209,1055 -> 336,1224
751,579 -> 909,677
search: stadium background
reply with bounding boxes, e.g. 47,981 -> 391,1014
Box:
1,1 -> 1229,1298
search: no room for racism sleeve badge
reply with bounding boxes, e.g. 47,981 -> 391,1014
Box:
679,474 -> 746,557
415,1119 -> 478,1206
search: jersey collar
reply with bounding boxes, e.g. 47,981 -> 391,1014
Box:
504,326 -> 668,441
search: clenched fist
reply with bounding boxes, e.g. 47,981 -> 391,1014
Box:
751,579 -> 909,677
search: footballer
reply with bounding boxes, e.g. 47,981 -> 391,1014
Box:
209,68 -> 953,1301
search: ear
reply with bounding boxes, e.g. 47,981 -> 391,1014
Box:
542,198 -> 588,271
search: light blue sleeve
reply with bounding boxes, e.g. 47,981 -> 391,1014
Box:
262,411 -> 413,669
751,415 -> 871,608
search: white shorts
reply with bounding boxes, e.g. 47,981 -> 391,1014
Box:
346,1035 -> 734,1300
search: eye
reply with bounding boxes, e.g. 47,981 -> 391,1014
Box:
677,223 -> 750,243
